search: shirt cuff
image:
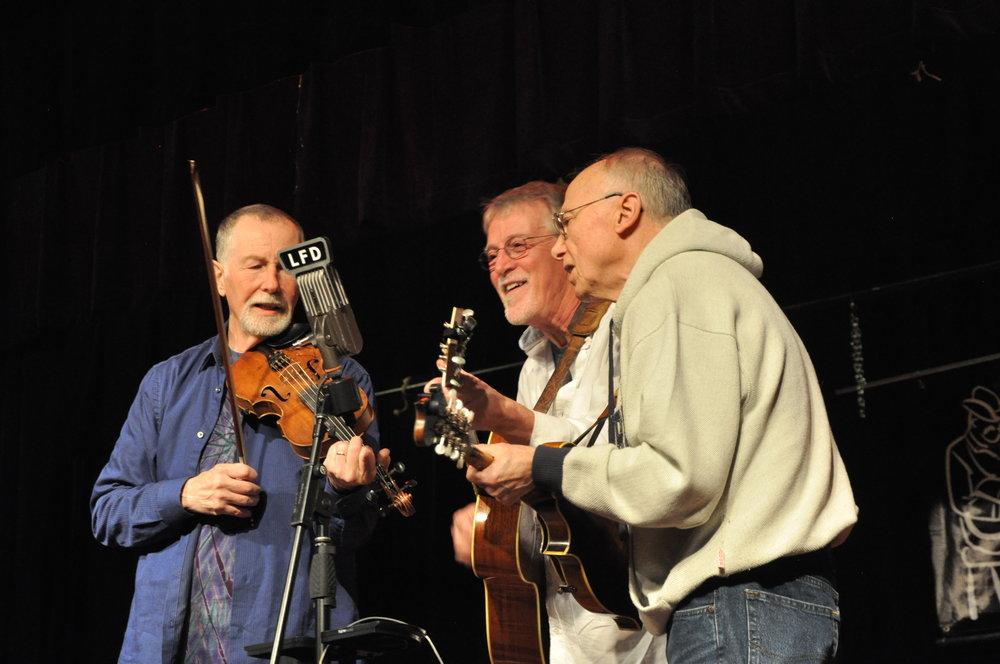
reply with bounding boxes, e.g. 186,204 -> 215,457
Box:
159,477 -> 193,526
529,412 -> 574,446
532,445 -> 571,494
327,483 -> 370,518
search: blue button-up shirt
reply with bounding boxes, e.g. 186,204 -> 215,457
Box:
91,336 -> 380,663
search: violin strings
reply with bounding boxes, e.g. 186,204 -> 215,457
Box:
271,351 -> 399,493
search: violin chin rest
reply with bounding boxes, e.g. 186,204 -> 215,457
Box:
262,322 -> 312,349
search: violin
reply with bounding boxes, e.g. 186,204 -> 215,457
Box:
231,338 -> 415,517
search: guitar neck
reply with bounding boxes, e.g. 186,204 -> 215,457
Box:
465,445 -> 493,470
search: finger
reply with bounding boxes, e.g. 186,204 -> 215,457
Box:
356,445 -> 376,484
225,504 -> 253,518
228,479 -> 262,498
423,376 -> 442,392
348,434 -> 365,450
376,448 -> 391,469
208,495 -> 252,518
330,446 -> 362,485
345,436 -> 365,473
220,489 -> 258,507
324,440 -> 349,464
219,462 -> 258,482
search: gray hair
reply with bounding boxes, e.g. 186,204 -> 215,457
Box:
594,147 -> 691,222
215,204 -> 303,260
481,181 -> 567,233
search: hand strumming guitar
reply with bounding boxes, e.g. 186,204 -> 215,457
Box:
465,442 -> 537,505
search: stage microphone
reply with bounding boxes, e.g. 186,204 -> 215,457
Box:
278,237 -> 362,368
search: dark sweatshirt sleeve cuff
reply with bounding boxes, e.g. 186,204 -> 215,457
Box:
532,445 -> 572,494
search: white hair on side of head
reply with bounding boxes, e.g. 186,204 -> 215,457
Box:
215,204 -> 304,260
595,147 -> 692,222
481,181 -> 567,233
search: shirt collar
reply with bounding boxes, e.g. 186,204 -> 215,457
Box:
199,336 -> 242,370
518,325 -> 547,355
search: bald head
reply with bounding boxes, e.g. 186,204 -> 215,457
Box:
551,147 -> 690,301
589,147 -> 691,223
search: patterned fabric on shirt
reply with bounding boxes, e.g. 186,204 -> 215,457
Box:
183,402 -> 238,663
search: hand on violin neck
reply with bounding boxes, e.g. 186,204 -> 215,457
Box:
324,435 -> 391,492
181,463 -> 261,518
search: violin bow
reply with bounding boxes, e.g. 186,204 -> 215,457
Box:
188,160 -> 248,463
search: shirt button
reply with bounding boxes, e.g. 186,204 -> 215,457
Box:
215,387 -> 222,393
197,431 -> 205,439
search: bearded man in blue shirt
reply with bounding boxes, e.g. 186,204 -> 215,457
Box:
91,204 -> 388,663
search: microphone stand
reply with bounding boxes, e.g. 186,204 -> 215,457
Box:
268,374 -> 361,664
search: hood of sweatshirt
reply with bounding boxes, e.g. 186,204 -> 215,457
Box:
613,208 -> 762,326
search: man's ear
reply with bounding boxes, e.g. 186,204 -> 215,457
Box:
614,192 -> 642,238
213,260 -> 226,297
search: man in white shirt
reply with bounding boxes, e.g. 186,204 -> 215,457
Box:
466,149 -> 857,663
448,180 -> 665,664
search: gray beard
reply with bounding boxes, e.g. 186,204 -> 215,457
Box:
237,306 -> 293,339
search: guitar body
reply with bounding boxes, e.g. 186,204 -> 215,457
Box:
524,460 -> 641,629
418,303 -> 638,663
472,432 -> 548,664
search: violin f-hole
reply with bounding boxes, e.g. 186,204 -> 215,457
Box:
260,385 -> 291,402
305,357 -> 325,381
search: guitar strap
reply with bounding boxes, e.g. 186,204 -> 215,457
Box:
607,316 -> 624,449
577,317 -> 619,448
532,300 -> 611,414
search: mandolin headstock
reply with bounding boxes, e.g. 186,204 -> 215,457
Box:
440,307 -> 476,390
414,307 -> 483,469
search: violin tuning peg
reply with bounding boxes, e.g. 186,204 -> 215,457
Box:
390,461 -> 407,477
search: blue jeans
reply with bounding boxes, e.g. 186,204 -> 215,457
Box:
667,556 -> 840,663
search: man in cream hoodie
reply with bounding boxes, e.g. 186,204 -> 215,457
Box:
466,147 -> 858,663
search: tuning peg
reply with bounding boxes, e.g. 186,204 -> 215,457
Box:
390,461 -> 407,477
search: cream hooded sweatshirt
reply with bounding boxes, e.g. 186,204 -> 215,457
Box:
539,208 -> 857,635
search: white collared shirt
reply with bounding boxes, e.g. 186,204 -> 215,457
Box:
516,304 -> 666,664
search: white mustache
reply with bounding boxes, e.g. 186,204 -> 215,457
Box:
246,294 -> 288,311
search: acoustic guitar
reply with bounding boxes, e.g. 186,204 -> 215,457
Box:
415,306 -> 641,663
414,307 -> 548,664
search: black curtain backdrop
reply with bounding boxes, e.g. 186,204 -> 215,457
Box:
2,2 -> 999,662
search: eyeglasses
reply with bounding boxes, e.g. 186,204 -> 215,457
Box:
478,233 -> 559,271
552,192 -> 623,235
